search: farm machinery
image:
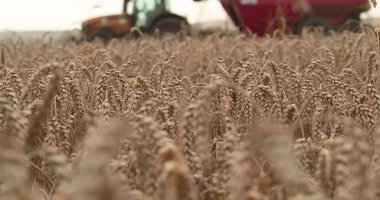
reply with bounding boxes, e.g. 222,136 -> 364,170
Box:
80,0 -> 371,40
214,0 -> 371,35
81,0 -> 189,41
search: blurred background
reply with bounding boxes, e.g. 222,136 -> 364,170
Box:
0,0 -> 379,40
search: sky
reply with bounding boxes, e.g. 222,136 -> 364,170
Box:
0,0 -> 378,31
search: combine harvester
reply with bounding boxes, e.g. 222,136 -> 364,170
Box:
81,0 -> 371,40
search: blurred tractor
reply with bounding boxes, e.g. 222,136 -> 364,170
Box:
82,0 -> 371,40
81,0 -> 189,41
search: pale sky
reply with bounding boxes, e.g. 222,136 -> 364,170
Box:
0,0 -> 378,31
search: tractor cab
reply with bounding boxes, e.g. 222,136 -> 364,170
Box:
81,0 -> 188,41
133,0 -> 167,27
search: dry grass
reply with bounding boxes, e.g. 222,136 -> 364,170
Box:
0,28 -> 380,200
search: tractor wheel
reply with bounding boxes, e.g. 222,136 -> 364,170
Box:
87,29 -> 115,42
339,12 -> 364,32
150,17 -> 189,39
293,17 -> 332,35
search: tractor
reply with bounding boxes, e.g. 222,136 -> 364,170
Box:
81,0 -> 189,41
81,0 -> 371,40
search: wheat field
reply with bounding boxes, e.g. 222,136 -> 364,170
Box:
0,28 -> 380,200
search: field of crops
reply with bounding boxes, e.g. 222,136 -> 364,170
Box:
0,29 -> 380,200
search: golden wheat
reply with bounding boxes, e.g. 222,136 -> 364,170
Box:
0,28 -> 379,200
